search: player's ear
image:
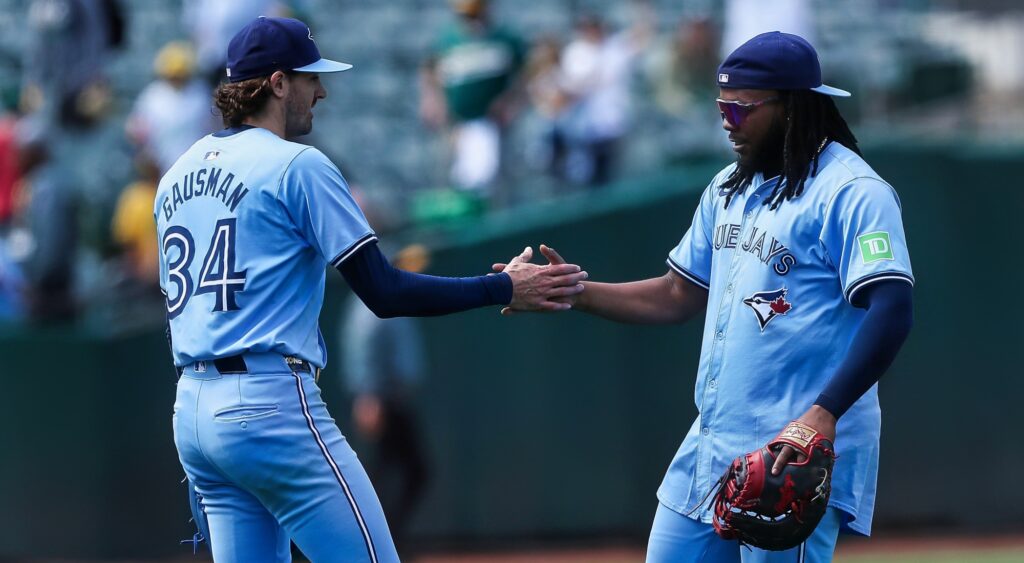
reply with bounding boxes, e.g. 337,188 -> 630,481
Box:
268,70 -> 290,98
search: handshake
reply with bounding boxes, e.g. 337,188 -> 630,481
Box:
492,244 -> 586,315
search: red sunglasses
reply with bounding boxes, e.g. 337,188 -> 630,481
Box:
716,97 -> 779,128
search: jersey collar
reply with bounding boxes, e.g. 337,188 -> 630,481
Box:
213,124 -> 257,138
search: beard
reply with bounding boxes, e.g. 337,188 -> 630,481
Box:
736,114 -> 786,177
284,93 -> 314,138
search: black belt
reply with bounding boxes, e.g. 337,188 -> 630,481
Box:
213,355 -> 314,375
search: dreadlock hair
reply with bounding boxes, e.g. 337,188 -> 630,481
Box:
720,90 -> 860,210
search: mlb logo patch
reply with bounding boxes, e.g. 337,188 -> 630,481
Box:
719,73 -> 729,83
204,151 -> 220,161
194,361 -> 207,373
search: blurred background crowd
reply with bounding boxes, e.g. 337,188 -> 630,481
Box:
0,0 -> 1014,330
0,1 -> 1022,560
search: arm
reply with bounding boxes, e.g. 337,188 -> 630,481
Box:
495,245 -> 707,324
574,271 -> 707,324
814,279 -> 914,417
772,279 -> 913,474
339,241 -> 587,318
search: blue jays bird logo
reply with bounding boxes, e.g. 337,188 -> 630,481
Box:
743,288 -> 793,332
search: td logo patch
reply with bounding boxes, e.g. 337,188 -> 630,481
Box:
743,288 -> 792,332
858,231 -> 894,263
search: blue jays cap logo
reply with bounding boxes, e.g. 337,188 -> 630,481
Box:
743,288 -> 793,332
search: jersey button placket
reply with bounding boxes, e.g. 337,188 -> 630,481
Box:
702,187 -> 766,495
698,192 -> 759,497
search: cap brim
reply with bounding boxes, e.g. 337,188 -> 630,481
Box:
811,84 -> 851,97
293,58 -> 353,74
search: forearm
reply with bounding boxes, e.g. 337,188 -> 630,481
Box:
575,272 -> 707,324
339,242 -> 512,318
814,282 -> 913,418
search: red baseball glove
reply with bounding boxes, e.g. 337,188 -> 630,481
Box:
710,421 -> 836,551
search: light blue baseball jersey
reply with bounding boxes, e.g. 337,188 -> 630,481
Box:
155,126 -> 376,368
659,142 -> 913,536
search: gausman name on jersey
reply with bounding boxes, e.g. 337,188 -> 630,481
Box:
160,167 -> 250,221
714,223 -> 797,275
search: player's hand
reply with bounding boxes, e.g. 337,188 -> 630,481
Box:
492,245 -> 582,315
771,405 -> 837,475
495,246 -> 587,314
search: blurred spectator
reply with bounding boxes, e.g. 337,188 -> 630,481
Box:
15,120 -> 78,323
0,112 -> 22,229
0,110 -> 24,319
643,17 -> 727,160
339,243 -> 431,556
420,0 -> 527,197
126,41 -> 218,173
0,233 -> 26,322
557,7 -> 652,187
522,36 -> 571,184
646,18 -> 719,119
88,152 -> 164,332
182,0 -> 298,84
21,0 -> 124,129
721,0 -> 815,57
111,155 -> 160,287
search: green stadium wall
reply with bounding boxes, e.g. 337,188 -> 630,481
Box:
0,143 -> 1020,558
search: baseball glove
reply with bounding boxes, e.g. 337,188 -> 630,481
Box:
709,421 -> 836,551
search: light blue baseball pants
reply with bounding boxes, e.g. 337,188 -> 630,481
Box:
647,502 -> 843,563
173,353 -> 399,563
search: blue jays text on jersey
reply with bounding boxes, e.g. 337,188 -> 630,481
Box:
712,223 -> 796,275
659,141 -> 913,537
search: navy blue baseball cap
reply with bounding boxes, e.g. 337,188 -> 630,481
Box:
717,31 -> 850,97
226,16 -> 352,83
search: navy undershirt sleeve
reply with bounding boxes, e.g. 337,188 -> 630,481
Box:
337,241 -> 513,318
814,280 -> 913,418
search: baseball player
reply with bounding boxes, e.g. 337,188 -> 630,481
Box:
156,17 -> 587,563
500,32 -> 914,562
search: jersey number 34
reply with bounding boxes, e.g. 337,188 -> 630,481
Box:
162,218 -> 248,319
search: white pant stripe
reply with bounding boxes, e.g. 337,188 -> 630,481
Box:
292,373 -> 378,563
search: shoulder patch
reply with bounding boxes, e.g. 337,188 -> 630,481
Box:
858,231 -> 894,263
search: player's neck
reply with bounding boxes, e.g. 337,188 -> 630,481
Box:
243,110 -> 287,140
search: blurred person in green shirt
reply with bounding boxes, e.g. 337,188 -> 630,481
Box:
420,0 -> 526,197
